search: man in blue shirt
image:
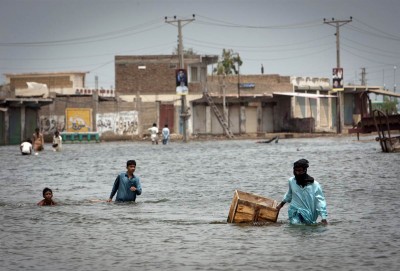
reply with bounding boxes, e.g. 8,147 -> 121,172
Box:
276,159 -> 328,225
107,160 -> 142,202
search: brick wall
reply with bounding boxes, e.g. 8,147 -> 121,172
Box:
115,55 -> 206,95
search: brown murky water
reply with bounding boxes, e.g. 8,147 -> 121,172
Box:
1,136 -> 399,270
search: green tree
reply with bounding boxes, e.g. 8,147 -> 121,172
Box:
382,97 -> 398,114
213,49 -> 242,75
172,47 -> 196,56
372,96 -> 398,114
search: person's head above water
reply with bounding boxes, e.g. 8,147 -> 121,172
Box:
127,160 -> 136,167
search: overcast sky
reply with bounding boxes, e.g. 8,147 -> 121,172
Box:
1,0 -> 399,90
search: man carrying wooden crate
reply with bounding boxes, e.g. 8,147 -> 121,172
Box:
276,159 -> 328,225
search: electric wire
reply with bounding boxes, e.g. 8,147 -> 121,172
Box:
194,14 -> 322,29
352,18 -> 400,40
0,18 -> 166,47
347,25 -> 400,42
184,34 -> 333,50
342,37 -> 400,57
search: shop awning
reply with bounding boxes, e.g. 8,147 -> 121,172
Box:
365,89 -> 400,98
0,98 -> 53,108
273,92 -> 337,99
343,86 -> 400,98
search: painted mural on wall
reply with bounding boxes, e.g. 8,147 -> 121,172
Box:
96,111 -> 139,135
40,115 -> 65,135
65,108 -> 92,132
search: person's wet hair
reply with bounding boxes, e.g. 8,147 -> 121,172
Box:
42,187 -> 52,197
127,160 -> 136,167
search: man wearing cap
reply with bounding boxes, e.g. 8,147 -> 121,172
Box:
276,159 -> 328,225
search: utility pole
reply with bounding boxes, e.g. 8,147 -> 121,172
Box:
165,15 -> 195,142
95,75 -> 98,89
383,69 -> 386,90
324,17 -> 352,134
360,68 -> 367,86
231,52 -> 241,134
394,65 -> 397,94
394,65 -> 397,104
221,73 -> 227,122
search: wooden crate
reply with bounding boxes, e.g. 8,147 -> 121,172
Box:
227,190 -> 279,223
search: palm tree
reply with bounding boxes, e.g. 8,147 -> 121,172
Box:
213,49 -> 242,75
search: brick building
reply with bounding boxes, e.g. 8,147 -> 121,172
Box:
114,54 -> 337,136
1,55 -> 341,145
115,54 -> 218,135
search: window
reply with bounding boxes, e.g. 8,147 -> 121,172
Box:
201,67 -> 207,81
190,66 -> 198,82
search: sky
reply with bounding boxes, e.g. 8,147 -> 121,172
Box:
1,0 -> 399,91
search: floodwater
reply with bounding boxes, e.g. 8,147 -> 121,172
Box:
0,136 -> 399,271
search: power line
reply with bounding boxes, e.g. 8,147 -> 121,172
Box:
341,43 -> 400,59
342,37 -> 400,57
195,14 -> 321,29
0,19 -> 165,47
185,35 -> 333,51
342,47 -> 396,66
187,40 -> 333,54
347,25 -> 400,42
350,18 -> 400,41
0,41 -> 177,62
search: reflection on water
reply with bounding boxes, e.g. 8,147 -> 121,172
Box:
1,136 -> 399,271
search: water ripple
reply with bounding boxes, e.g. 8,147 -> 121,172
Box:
1,138 -> 399,270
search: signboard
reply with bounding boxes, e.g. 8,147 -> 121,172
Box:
332,68 -> 344,91
240,83 -> 255,89
176,69 -> 188,95
96,111 -> 139,135
65,108 -> 92,132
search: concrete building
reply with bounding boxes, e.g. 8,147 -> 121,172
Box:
0,56 -> 338,144
1,72 -> 113,143
0,82 -> 52,145
192,75 -> 335,135
4,71 -> 88,96
115,54 -> 338,137
5,54 -> 396,145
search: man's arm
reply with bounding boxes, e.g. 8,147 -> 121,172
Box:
277,179 -> 293,211
130,178 -> 142,195
315,184 -> 328,224
276,201 -> 285,211
107,175 -> 120,202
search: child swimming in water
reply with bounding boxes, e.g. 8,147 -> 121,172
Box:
37,187 -> 57,206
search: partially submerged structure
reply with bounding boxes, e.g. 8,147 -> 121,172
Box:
0,82 -> 53,145
347,87 -> 400,152
2,55 -> 398,146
